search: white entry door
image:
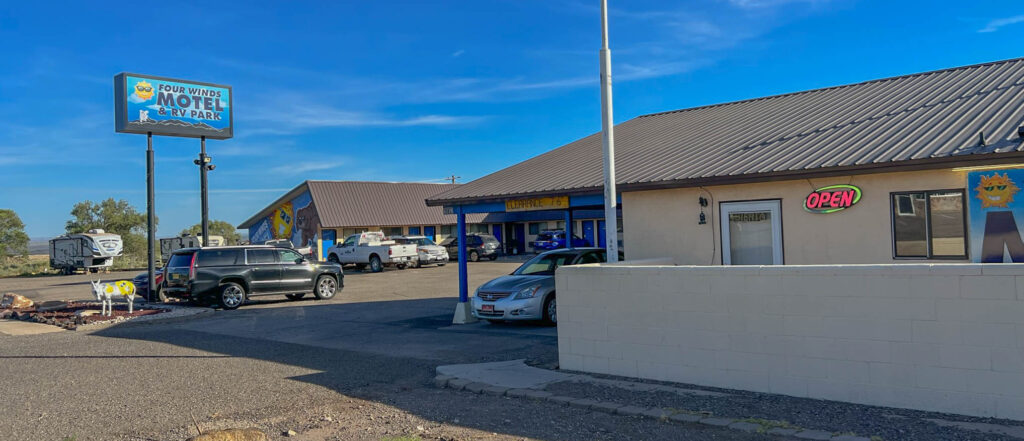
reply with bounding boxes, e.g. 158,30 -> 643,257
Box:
720,200 -> 783,265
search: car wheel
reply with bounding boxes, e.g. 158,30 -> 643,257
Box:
396,263 -> 407,270
543,295 -> 557,326
219,282 -> 246,310
469,250 -> 480,262
412,260 -> 421,269
437,263 -> 446,266
314,275 -> 337,300
285,293 -> 305,300
369,256 -> 383,273
328,254 -> 340,265
157,286 -> 168,303
488,255 -> 497,261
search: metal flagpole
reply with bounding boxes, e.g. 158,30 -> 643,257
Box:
600,0 -> 619,262
146,132 -> 156,301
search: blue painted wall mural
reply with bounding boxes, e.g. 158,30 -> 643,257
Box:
248,190 -> 320,250
968,169 -> 1024,262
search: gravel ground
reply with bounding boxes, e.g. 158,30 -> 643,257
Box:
544,379 -> 1024,441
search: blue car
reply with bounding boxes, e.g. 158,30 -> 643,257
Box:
529,230 -> 589,253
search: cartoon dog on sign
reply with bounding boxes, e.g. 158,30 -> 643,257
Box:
90,280 -> 137,316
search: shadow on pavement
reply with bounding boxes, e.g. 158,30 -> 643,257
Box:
87,297 -> 577,440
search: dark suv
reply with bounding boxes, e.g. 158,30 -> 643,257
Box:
162,246 -> 343,309
440,233 -> 501,262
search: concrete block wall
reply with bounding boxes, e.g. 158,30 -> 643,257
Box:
556,263 -> 1024,420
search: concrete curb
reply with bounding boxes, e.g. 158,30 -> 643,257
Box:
434,372 -> 878,441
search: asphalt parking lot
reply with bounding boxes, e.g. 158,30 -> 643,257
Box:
0,261 -> 781,441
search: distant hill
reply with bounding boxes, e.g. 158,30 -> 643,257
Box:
28,237 -> 50,255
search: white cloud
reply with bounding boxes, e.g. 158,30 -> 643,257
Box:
243,98 -> 484,133
725,0 -> 830,8
270,161 -> 346,174
451,49 -> 465,57
979,15 -> 1024,33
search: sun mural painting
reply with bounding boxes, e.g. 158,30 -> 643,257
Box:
975,173 -> 1020,209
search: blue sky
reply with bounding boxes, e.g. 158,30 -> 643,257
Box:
2,1 -> 1024,237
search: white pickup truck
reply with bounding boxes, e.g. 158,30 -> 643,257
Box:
325,232 -> 417,272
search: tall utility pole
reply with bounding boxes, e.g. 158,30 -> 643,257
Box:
444,175 -> 460,184
194,136 -> 215,246
600,0 -> 619,262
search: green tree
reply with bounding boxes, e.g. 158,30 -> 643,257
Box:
0,209 -> 30,259
66,199 -> 150,236
65,199 -> 154,266
180,220 -> 242,245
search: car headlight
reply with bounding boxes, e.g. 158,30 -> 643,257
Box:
514,285 -> 541,300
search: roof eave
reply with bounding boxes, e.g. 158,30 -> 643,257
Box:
236,181 -> 311,229
426,152 -> 1024,207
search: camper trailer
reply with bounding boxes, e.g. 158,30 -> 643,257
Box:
159,235 -> 225,262
49,230 -> 123,274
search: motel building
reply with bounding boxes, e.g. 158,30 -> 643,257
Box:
427,58 -> 1024,420
237,180 -> 615,259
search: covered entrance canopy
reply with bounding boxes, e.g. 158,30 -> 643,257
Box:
425,192 -> 619,323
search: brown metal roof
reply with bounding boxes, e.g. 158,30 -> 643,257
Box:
428,57 -> 1024,206
238,181 -> 486,229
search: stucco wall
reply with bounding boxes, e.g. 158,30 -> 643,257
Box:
621,169 -> 968,264
556,263 -> 1024,420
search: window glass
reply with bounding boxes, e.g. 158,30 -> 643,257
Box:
440,225 -> 454,236
246,249 -> 277,264
197,249 -> 241,266
167,252 -> 195,268
892,192 -> 927,257
529,222 -> 547,235
468,236 -> 483,246
341,235 -> 358,247
577,251 -> 605,264
891,191 -> 966,258
928,191 -> 966,257
469,224 -> 489,234
383,227 -> 403,237
277,249 -> 304,263
514,253 -> 576,275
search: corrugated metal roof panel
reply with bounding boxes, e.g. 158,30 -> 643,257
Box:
428,57 -> 1024,205
239,181 -> 486,229
307,181 -> 486,227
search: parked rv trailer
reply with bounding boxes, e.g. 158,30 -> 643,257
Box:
159,235 -> 225,262
49,230 -> 123,274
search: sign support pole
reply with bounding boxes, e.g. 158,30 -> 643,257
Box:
600,0 -> 619,262
200,136 -> 209,247
146,132 -> 156,302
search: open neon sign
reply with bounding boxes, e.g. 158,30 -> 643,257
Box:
804,184 -> 862,213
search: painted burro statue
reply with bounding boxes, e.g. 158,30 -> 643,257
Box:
975,172 -> 1024,262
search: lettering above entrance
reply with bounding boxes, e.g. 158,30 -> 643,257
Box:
505,196 -> 569,212
804,184 -> 862,213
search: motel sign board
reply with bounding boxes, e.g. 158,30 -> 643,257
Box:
114,73 -> 233,139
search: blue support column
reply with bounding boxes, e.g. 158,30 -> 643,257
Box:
564,209 -> 573,249
451,205 -> 476,324
458,208 -> 468,303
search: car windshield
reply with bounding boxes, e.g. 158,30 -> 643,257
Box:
413,238 -> 436,246
513,252 -> 577,276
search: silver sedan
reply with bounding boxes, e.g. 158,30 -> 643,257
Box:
471,248 -> 607,325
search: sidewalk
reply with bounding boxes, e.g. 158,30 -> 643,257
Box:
436,360 -> 1024,441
